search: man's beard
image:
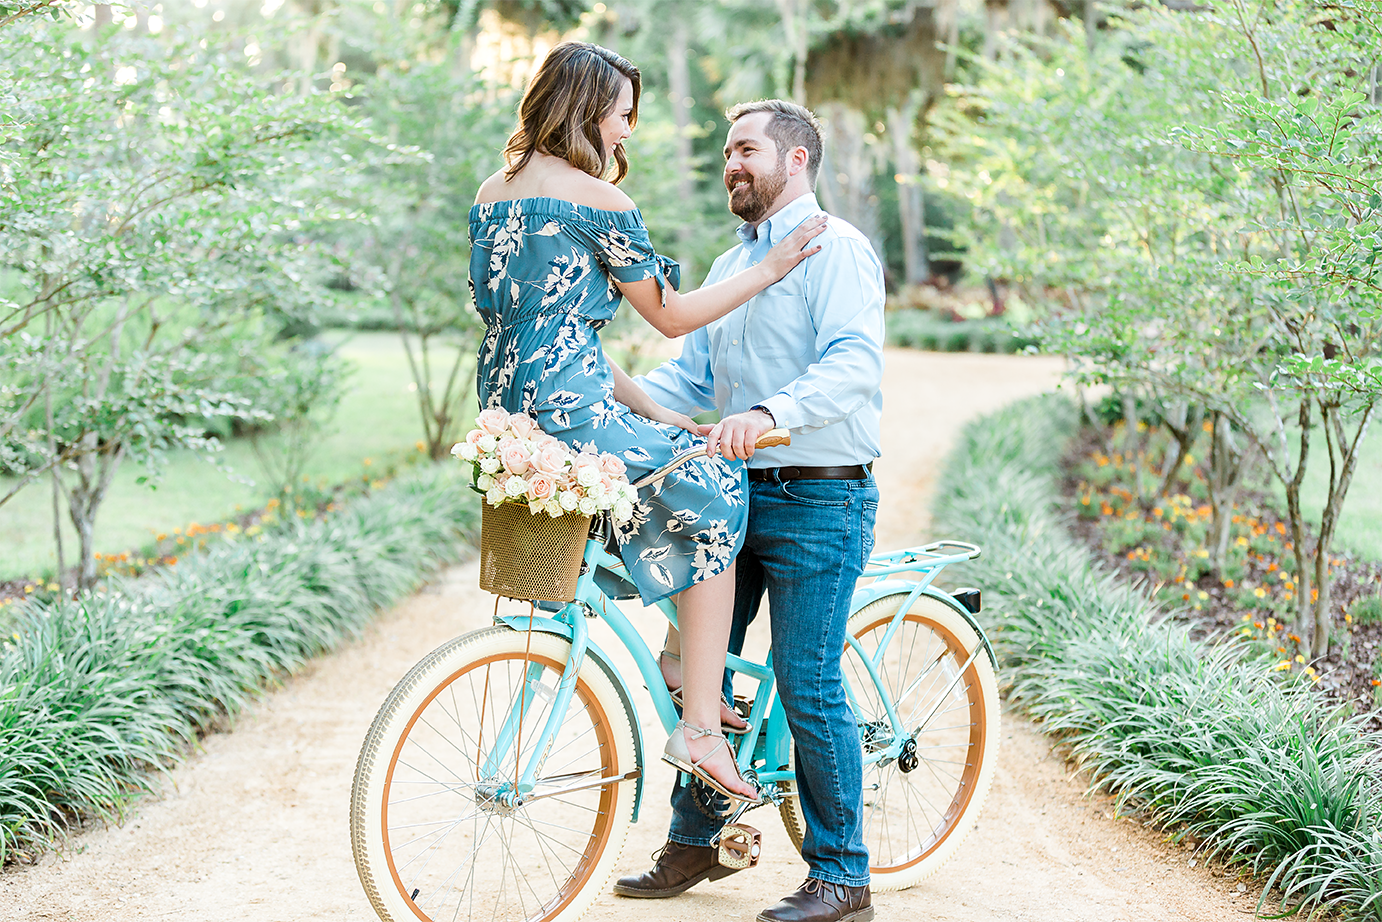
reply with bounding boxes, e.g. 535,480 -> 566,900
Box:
727,158 -> 787,223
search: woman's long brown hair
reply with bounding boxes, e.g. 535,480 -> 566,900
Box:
502,42 -> 641,185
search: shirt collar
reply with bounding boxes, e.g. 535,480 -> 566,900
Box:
735,192 -> 822,248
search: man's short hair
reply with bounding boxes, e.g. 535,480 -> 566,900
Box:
725,99 -> 824,186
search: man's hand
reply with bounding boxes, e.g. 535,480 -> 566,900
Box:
703,408 -> 776,460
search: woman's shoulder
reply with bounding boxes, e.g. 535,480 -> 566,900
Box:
473,161 -> 638,214
558,172 -> 637,212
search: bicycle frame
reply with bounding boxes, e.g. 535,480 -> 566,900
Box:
488,532 -> 989,822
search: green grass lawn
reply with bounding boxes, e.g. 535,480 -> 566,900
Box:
0,331 -> 473,580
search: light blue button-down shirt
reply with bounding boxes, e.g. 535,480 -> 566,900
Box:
637,193 -> 884,469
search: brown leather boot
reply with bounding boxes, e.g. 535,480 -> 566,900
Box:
756,878 -> 873,922
611,840 -> 742,898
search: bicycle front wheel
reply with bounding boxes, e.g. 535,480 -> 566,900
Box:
778,591 -> 999,891
351,626 -> 638,922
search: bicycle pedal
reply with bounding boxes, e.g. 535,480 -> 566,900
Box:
716,823 -> 761,870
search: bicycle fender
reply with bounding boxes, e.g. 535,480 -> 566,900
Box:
494,615 -> 648,823
850,580 -> 998,671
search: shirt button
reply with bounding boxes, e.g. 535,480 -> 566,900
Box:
733,382 -> 740,388
732,339 -> 739,345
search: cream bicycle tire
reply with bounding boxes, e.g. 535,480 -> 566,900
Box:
351,627 -> 638,922
778,592 -> 1000,891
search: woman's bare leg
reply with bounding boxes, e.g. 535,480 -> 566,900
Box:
670,562 -> 756,798
661,631 -> 748,732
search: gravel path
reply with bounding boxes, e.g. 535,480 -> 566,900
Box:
3,351 -> 1256,922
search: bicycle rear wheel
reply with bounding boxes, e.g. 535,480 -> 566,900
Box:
778,591 -> 999,891
351,626 -> 638,922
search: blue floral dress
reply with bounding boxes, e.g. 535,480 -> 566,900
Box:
468,197 -> 746,605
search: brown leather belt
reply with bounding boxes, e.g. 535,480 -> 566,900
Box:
747,463 -> 872,482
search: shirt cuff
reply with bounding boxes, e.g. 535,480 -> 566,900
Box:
757,394 -> 797,431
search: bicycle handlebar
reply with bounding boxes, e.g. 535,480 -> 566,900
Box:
631,428 -> 791,490
753,428 -> 791,449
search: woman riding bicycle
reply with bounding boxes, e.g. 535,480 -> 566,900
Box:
468,41 -> 824,802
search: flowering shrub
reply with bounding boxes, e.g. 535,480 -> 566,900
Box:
452,408 -> 638,523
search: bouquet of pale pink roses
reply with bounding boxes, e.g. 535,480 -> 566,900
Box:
451,407 -> 639,524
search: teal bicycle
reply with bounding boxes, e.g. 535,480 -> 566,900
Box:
350,434 -> 1000,922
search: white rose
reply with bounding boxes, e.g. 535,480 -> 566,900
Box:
587,482 -> 606,501
621,483 -> 639,503
559,490 -> 580,511
454,442 -> 478,462
576,465 -> 599,487
478,434 -> 498,453
485,487 -> 506,506
479,457 -> 501,474
476,473 -> 494,491
545,499 -> 563,517
578,496 -> 598,516
613,499 -> 634,523
505,476 -> 528,498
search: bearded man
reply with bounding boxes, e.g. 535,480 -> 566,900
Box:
614,99 -> 885,922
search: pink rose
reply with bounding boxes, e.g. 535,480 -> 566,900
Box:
508,414 -> 540,438
527,472 -> 557,501
500,444 -> 532,475
532,441 -> 570,475
497,435 -> 520,454
465,428 -> 486,448
476,407 -> 510,436
599,453 -> 626,477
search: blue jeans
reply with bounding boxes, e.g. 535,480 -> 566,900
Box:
667,474 -> 879,887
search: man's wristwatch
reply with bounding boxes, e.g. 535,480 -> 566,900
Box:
750,404 -> 776,425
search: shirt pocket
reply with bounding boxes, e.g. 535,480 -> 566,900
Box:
745,292 -> 814,362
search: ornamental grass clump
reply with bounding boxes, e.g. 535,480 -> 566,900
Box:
933,395 -> 1382,918
0,465 -> 477,863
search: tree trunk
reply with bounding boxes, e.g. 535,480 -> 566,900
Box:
67,436 -> 124,590
888,96 -> 930,286
982,0 -> 1005,62
1286,399 -> 1313,647
1206,412 -> 1252,576
1309,399 -> 1377,655
815,103 -> 885,267
774,0 -> 808,102
666,18 -> 698,283
44,308 -> 66,588
1155,400 -> 1201,497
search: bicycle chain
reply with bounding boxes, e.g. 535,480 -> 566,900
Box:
689,777 -> 732,820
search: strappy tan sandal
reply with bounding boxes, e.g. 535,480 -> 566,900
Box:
660,650 -> 749,734
662,719 -> 761,804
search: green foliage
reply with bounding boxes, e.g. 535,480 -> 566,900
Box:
938,0 -> 1382,655
247,343 -> 351,493
0,463 -> 477,863
0,331 -> 448,581
341,58 -> 513,460
934,395 -> 1382,918
0,16 -> 362,585
886,308 -> 1038,353
1354,595 -> 1382,628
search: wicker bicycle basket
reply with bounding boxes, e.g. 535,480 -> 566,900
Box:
478,501 -> 592,602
